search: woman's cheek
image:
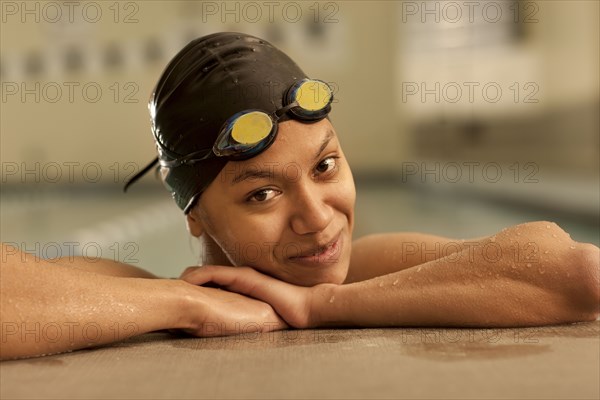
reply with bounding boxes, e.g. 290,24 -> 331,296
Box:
240,220 -> 284,263
339,175 -> 356,209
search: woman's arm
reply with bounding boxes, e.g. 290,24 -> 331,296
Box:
0,243 -> 286,360
180,221 -> 600,328
315,222 -> 599,327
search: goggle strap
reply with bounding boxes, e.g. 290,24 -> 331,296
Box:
122,147 -> 211,193
158,148 -> 213,168
274,101 -> 299,120
123,157 -> 159,192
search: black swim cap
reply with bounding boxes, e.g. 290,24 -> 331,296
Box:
125,32 -> 309,213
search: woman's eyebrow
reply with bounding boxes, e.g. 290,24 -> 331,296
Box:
231,169 -> 274,185
314,129 -> 335,161
230,129 -> 336,185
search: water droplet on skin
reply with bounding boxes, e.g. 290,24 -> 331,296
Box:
538,267 -> 546,274
417,266 -> 422,272
392,279 -> 399,285
546,225 -> 550,229
544,250 -> 549,254
552,234 -> 557,238
526,263 -> 532,268
329,296 -> 335,303
378,282 -> 384,288
569,246 -> 576,249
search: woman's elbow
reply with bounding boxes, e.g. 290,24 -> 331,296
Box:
516,222 -> 599,323
572,243 -> 600,320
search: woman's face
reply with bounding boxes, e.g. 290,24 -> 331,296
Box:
186,118 -> 356,286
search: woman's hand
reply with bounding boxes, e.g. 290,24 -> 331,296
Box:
174,280 -> 289,337
180,266 -> 329,329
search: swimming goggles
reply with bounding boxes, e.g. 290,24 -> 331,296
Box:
124,78 -> 333,192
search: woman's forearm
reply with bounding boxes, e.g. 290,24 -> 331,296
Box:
0,243 -> 188,360
313,222 -> 600,328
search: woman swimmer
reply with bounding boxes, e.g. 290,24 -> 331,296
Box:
1,32 -> 598,360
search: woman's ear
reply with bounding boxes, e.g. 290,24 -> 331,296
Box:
185,209 -> 205,237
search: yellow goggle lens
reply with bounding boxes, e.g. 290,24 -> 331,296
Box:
231,112 -> 273,144
295,81 -> 331,111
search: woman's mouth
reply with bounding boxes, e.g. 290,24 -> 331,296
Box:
288,233 -> 343,265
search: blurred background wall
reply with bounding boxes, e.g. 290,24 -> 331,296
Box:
1,1 -> 598,276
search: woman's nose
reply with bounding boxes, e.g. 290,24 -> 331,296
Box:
289,183 -> 334,235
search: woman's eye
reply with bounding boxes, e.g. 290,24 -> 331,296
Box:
248,189 -> 278,202
315,156 -> 339,175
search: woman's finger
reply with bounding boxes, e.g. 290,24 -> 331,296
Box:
179,266 -> 203,279
180,268 -> 214,285
180,265 -> 244,287
186,266 -> 302,307
179,265 -> 230,281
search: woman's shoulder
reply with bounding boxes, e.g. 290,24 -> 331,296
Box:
346,233 -> 401,283
345,232 -> 455,283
